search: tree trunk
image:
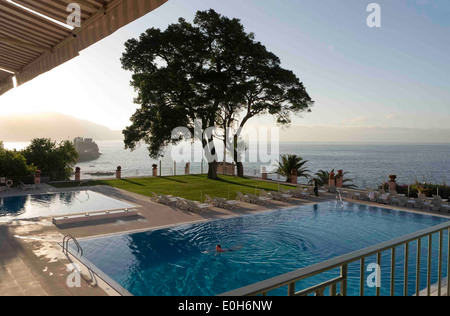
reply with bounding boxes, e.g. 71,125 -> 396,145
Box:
203,137 -> 219,180
233,134 -> 245,178
236,162 -> 244,178
208,161 -> 219,179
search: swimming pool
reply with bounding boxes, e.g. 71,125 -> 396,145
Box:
0,191 -> 135,220
77,202 -> 449,296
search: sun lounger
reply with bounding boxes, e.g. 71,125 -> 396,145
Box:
214,197 -> 240,209
236,192 -> 251,203
431,196 -> 450,213
267,191 -> 292,201
185,200 -> 211,213
247,193 -> 271,205
19,181 -> 34,191
150,192 -> 178,206
367,191 -> 380,202
377,193 -> 392,204
287,188 -> 309,199
412,198 -> 431,211
204,194 -> 239,209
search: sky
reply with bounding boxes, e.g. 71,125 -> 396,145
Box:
0,0 -> 449,142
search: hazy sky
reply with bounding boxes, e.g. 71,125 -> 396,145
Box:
0,0 -> 449,142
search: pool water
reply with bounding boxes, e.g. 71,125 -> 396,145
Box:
0,191 -> 135,220
78,202 -> 449,296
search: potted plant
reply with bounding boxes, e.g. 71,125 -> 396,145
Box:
389,174 -> 397,182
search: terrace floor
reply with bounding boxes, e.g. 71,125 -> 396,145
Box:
0,182 -> 449,296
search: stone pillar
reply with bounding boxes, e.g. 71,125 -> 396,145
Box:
329,171 -> 336,188
75,167 -> 81,181
261,166 -> 267,180
34,170 -> 41,186
116,166 -> 122,179
152,164 -> 158,177
291,169 -> 298,184
336,170 -> 344,188
231,163 -> 236,176
185,162 -> 190,175
388,175 -> 397,192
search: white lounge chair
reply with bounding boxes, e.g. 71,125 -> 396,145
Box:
247,193 -> 271,205
412,198 -> 431,211
204,194 -> 239,209
185,200 -> 211,213
150,192 -> 178,206
236,192 -> 251,203
377,193 -> 392,204
287,188 -> 309,199
367,191 -> 380,202
431,196 -> 450,213
19,181 -> 34,191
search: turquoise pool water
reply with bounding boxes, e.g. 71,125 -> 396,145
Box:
77,202 -> 449,296
0,191 -> 134,220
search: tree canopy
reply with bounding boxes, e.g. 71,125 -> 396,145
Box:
21,138 -> 78,181
121,9 -> 313,179
0,145 -> 36,185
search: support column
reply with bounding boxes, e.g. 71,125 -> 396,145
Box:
329,171 -> 336,189
388,175 -> 397,192
34,170 -> 41,186
336,170 -> 344,188
75,167 -> 81,181
261,166 -> 268,180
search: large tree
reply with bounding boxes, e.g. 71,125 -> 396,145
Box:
121,10 -> 313,179
21,138 -> 78,181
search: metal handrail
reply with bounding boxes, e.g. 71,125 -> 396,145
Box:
220,221 -> 450,296
336,189 -> 344,209
62,235 -> 83,257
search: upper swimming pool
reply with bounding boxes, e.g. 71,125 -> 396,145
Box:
0,190 -> 135,221
77,201 -> 449,296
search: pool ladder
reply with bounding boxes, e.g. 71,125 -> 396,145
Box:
62,235 -> 83,257
336,189 -> 344,209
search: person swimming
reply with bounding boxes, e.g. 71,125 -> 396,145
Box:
216,244 -> 225,253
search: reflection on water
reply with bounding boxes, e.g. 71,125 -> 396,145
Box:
0,190 -> 134,220
0,195 -> 28,217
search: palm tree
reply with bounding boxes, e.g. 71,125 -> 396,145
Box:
275,154 -> 311,183
312,169 -> 333,186
310,169 -> 357,189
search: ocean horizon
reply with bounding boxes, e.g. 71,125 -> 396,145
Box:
4,140 -> 450,189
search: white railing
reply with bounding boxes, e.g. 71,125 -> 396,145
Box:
220,222 -> 450,296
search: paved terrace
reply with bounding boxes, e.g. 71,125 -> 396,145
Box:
0,183 -> 448,296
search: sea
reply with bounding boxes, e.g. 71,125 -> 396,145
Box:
3,141 -> 450,189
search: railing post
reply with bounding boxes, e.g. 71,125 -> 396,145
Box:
427,234 -> 432,296
341,264 -> 348,296
404,242 -> 409,296
331,284 -> 337,296
438,230 -> 443,296
288,282 -> 295,296
416,238 -> 421,296
448,228 -> 450,297
360,258 -> 365,296
447,228 -> 450,297
391,247 -> 396,296
376,252 -> 382,296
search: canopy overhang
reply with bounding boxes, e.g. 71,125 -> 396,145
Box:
0,0 -> 168,96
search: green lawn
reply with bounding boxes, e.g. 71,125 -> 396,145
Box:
51,175 -> 296,202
